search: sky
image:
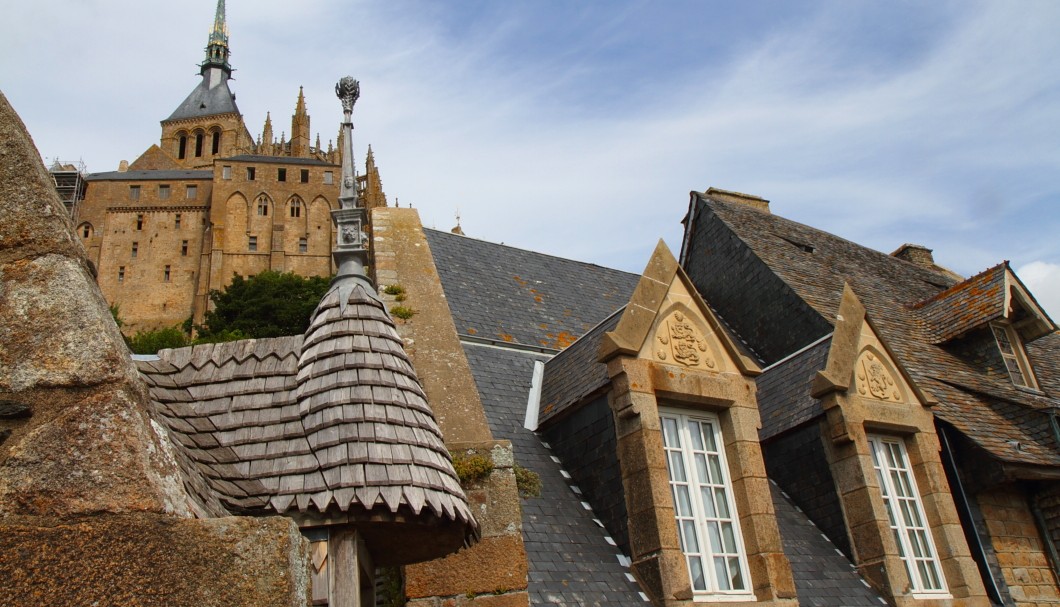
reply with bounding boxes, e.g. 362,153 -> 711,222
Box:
3,0 -> 1059,318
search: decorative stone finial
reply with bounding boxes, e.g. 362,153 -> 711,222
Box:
336,77 -> 360,117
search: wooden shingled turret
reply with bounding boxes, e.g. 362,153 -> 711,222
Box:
283,77 -> 478,564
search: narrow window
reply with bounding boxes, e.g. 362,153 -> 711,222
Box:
992,323 -> 1039,389
299,237 -> 308,253
186,185 -> 198,200
660,409 -> 753,598
300,169 -> 309,183
248,235 -> 257,251
256,196 -> 269,216
163,265 -> 171,282
323,171 -> 334,185
136,214 -> 144,230
174,213 -> 182,229
181,240 -> 189,256
195,133 -> 204,157
129,185 -> 141,201
868,435 -> 947,595
118,266 -> 125,282
211,131 -> 220,155
80,223 -> 91,238
290,197 -> 302,218
131,242 -> 138,258
158,184 -> 171,200
246,167 -> 256,181
177,135 -> 187,160
278,168 -> 287,182
222,165 -> 232,180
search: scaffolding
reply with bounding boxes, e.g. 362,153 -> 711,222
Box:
48,159 -> 87,220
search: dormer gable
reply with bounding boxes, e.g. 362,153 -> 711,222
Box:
813,284 -> 936,409
915,262 -> 1056,345
599,239 -> 760,377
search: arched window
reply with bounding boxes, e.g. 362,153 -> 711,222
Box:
195,132 -> 204,157
177,135 -> 187,160
289,196 -> 303,218
211,130 -> 221,155
256,195 -> 270,217
78,222 -> 92,239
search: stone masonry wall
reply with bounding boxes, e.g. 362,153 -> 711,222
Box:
977,486 -> 1060,605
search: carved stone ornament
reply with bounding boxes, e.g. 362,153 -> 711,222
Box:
855,351 -> 902,402
656,311 -> 714,369
336,76 -> 360,114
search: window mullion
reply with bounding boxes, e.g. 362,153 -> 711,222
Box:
682,416 -> 719,593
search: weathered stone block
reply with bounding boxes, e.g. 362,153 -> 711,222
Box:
0,513 -> 308,607
404,535 -> 528,599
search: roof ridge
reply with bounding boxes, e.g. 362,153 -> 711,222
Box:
909,261 -> 1009,310
423,227 -> 639,278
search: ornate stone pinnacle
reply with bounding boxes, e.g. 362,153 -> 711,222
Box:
336,77 -> 360,116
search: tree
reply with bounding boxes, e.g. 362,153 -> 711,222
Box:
197,271 -> 331,340
128,326 -> 189,354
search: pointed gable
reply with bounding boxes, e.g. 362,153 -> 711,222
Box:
599,240 -> 759,376
812,284 -> 935,409
128,144 -> 181,171
915,262 -> 1056,344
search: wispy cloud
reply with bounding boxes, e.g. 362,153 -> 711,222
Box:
2,0 -> 1057,295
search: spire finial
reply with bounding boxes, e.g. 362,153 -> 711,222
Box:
329,76 -> 370,288
201,0 -> 231,76
295,86 -> 307,115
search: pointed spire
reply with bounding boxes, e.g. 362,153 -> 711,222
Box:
295,86 -> 307,116
315,133 -> 321,153
201,0 -> 231,77
261,112 -> 274,155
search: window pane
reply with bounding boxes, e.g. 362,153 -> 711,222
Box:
714,557 -> 730,590
688,556 -> 706,591
688,420 -> 705,451
662,417 -> 680,448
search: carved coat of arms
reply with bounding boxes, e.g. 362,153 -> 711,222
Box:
656,312 -> 714,368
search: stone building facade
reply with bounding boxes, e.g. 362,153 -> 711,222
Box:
73,1 -> 386,333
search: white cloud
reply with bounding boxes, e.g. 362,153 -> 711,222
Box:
1016,261 -> 1060,322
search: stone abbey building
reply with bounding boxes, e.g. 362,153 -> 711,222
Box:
72,0 -> 387,333
5,2 -> 1060,607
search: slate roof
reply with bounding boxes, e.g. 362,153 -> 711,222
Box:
138,281 -> 475,537
224,154 -> 337,166
914,263 -> 1008,344
770,482 -> 886,606
687,194 -> 1060,470
166,73 -> 240,122
756,337 -> 832,441
461,343 -> 649,606
86,170 -> 213,181
539,309 -> 622,426
1028,332 -> 1060,397
424,229 -> 639,349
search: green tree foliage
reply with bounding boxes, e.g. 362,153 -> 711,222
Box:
128,326 -> 189,354
197,271 -> 331,340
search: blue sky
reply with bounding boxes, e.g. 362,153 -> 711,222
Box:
3,1 -> 1059,316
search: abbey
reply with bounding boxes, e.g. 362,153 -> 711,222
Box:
73,0 -> 387,333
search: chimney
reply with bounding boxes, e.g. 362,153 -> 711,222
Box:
704,187 -> 770,213
891,243 -> 935,268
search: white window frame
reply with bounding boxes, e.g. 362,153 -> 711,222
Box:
660,408 -> 754,602
867,435 -> 949,598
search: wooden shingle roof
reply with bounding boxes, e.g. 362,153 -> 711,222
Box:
139,282 -> 477,555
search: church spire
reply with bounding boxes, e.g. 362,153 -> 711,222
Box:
201,0 -> 231,77
291,86 -> 311,157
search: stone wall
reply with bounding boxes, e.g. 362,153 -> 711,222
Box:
977,486 -> 1060,606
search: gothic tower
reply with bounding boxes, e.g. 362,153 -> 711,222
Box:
290,87 -> 311,157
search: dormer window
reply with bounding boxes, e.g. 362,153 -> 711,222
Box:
991,323 -> 1039,390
